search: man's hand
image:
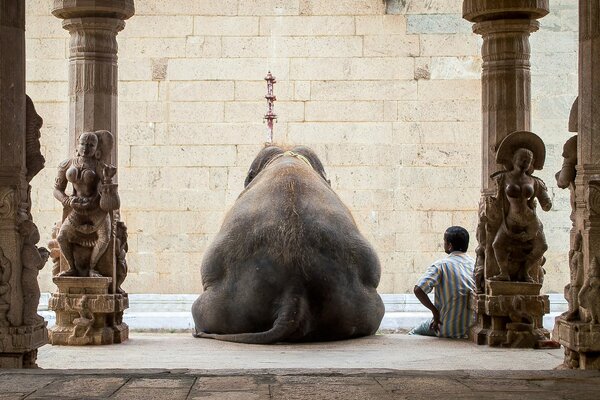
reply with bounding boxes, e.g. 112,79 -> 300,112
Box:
429,310 -> 442,333
414,285 -> 442,334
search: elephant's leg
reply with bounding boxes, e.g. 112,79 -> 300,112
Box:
194,293 -> 305,344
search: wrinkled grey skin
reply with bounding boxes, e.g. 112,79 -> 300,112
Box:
192,145 -> 384,344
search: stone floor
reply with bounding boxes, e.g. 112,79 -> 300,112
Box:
2,333 -> 598,399
1,369 -> 600,399
38,333 -> 564,370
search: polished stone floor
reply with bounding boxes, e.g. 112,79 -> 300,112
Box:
37,333 -> 563,370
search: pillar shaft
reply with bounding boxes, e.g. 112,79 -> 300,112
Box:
578,0 -> 600,167
553,0 -> 600,371
576,0 -> 600,304
52,0 -> 134,165
0,0 -> 26,329
64,17 -> 122,164
476,19 -> 538,192
0,0 -> 49,368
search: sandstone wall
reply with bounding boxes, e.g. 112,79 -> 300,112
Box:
25,0 -> 578,294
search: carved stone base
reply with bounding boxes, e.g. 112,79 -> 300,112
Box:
0,322 -> 48,368
48,277 -> 128,346
553,318 -> 600,369
471,281 -> 550,348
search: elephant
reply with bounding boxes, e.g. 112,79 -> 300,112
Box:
192,145 -> 385,343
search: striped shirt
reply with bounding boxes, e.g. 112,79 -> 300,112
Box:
416,251 -> 475,338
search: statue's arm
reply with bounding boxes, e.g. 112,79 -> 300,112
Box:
53,159 -> 71,207
491,171 -> 505,201
534,177 -> 552,212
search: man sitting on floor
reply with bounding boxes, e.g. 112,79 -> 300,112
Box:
410,226 -> 475,339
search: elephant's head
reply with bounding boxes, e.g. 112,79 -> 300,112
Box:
244,145 -> 331,188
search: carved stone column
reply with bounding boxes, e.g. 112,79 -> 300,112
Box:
48,0 -> 134,346
553,1 -> 600,369
52,0 -> 134,164
0,1 -> 49,367
463,0 -> 554,348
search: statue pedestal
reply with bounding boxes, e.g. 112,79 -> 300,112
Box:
48,277 -> 128,345
471,281 -> 550,348
554,318 -> 600,369
0,322 -> 48,368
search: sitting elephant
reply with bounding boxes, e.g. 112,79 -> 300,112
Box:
192,145 -> 385,343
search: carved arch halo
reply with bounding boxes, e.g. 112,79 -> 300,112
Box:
495,130 -> 546,172
94,130 -> 114,165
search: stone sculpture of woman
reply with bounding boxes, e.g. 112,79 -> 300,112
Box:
53,131 -> 120,277
489,131 -> 552,283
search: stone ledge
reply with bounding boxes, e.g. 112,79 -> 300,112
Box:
37,293 -> 567,331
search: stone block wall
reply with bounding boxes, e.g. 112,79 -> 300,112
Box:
25,0 -> 578,294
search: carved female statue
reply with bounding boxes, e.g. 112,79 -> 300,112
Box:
489,131 -> 552,282
53,131 -> 120,277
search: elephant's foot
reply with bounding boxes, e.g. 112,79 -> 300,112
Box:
192,328 -> 215,339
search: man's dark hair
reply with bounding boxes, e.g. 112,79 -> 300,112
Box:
444,226 -> 469,252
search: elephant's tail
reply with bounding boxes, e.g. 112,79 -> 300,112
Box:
193,294 -> 305,344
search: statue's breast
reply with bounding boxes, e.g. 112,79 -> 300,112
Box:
66,165 -> 97,185
506,183 -> 534,199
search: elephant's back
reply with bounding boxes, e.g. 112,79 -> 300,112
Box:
221,162 -> 371,274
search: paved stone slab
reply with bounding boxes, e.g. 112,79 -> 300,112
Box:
126,377 -> 195,388
193,376 -> 266,391
0,370 -> 598,399
0,374 -> 55,393
270,382 -> 390,400
188,392 -> 269,400
375,376 -> 469,393
112,387 -> 192,400
28,376 -> 126,399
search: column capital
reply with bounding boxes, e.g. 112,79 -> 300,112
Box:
62,17 -> 125,34
52,0 -> 134,21
463,0 -> 549,23
473,18 -> 539,36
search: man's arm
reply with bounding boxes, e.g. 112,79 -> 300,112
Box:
414,285 -> 441,333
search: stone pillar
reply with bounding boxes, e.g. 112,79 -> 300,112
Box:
463,0 -> 549,193
0,0 -> 49,367
463,0 -> 554,348
553,1 -> 600,369
52,0 -> 134,166
48,0 -> 134,346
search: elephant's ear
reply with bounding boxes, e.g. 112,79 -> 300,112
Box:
244,145 -> 284,188
291,146 -> 331,186
244,168 -> 256,188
